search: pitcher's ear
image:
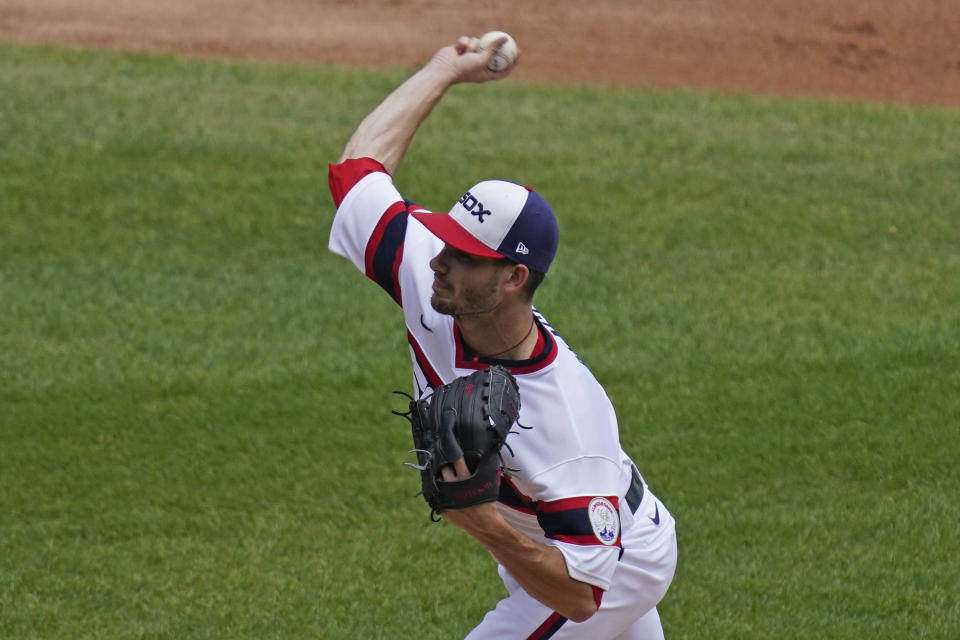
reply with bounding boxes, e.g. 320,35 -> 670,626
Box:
503,262 -> 530,294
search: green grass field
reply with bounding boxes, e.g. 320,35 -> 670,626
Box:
2,42 -> 958,639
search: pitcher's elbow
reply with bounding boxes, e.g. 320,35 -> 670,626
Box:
563,599 -> 600,623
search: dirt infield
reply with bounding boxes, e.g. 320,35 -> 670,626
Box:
2,0 -> 959,106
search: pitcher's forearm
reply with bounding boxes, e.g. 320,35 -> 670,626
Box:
443,503 -> 599,623
336,38 -> 512,175
337,61 -> 458,174
486,534 -> 599,623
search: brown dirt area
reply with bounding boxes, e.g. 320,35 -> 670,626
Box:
2,0 -> 959,107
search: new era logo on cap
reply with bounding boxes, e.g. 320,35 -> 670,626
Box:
411,180 -> 559,273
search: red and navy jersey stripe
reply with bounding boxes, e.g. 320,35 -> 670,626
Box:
524,584 -> 604,639
329,157 -> 412,306
527,612 -> 567,639
407,330 -> 443,392
538,496 -> 621,547
363,201 -> 409,305
454,320 -> 558,374
500,477 -> 622,549
499,475 -> 537,514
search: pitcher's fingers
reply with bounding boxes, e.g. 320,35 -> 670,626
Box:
457,36 -> 481,53
440,458 -> 471,481
488,36 -> 508,51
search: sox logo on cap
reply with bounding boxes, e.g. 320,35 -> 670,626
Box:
459,191 -> 492,222
412,180 -> 559,274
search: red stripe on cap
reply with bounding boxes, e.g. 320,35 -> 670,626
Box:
411,211 -> 504,259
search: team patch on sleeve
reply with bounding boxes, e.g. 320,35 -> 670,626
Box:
587,497 -> 620,546
536,496 -> 621,548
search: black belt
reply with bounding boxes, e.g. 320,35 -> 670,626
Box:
625,465 -> 644,514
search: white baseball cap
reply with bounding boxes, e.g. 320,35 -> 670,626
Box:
412,180 -> 559,273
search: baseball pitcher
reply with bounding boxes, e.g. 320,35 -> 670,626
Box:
328,35 -> 678,639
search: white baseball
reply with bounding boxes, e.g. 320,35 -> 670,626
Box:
479,30 -> 519,72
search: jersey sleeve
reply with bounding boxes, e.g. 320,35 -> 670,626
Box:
530,459 -> 624,592
327,158 -> 414,305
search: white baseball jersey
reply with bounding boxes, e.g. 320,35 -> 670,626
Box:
328,158 -> 676,639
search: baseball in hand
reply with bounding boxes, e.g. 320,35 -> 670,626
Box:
479,30 -> 519,72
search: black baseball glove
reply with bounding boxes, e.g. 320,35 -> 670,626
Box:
395,365 -> 521,520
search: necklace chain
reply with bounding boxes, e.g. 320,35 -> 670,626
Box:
482,316 -> 537,359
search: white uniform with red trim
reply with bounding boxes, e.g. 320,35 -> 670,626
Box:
328,158 -> 677,640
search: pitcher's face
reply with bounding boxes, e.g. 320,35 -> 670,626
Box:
429,244 -> 510,317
